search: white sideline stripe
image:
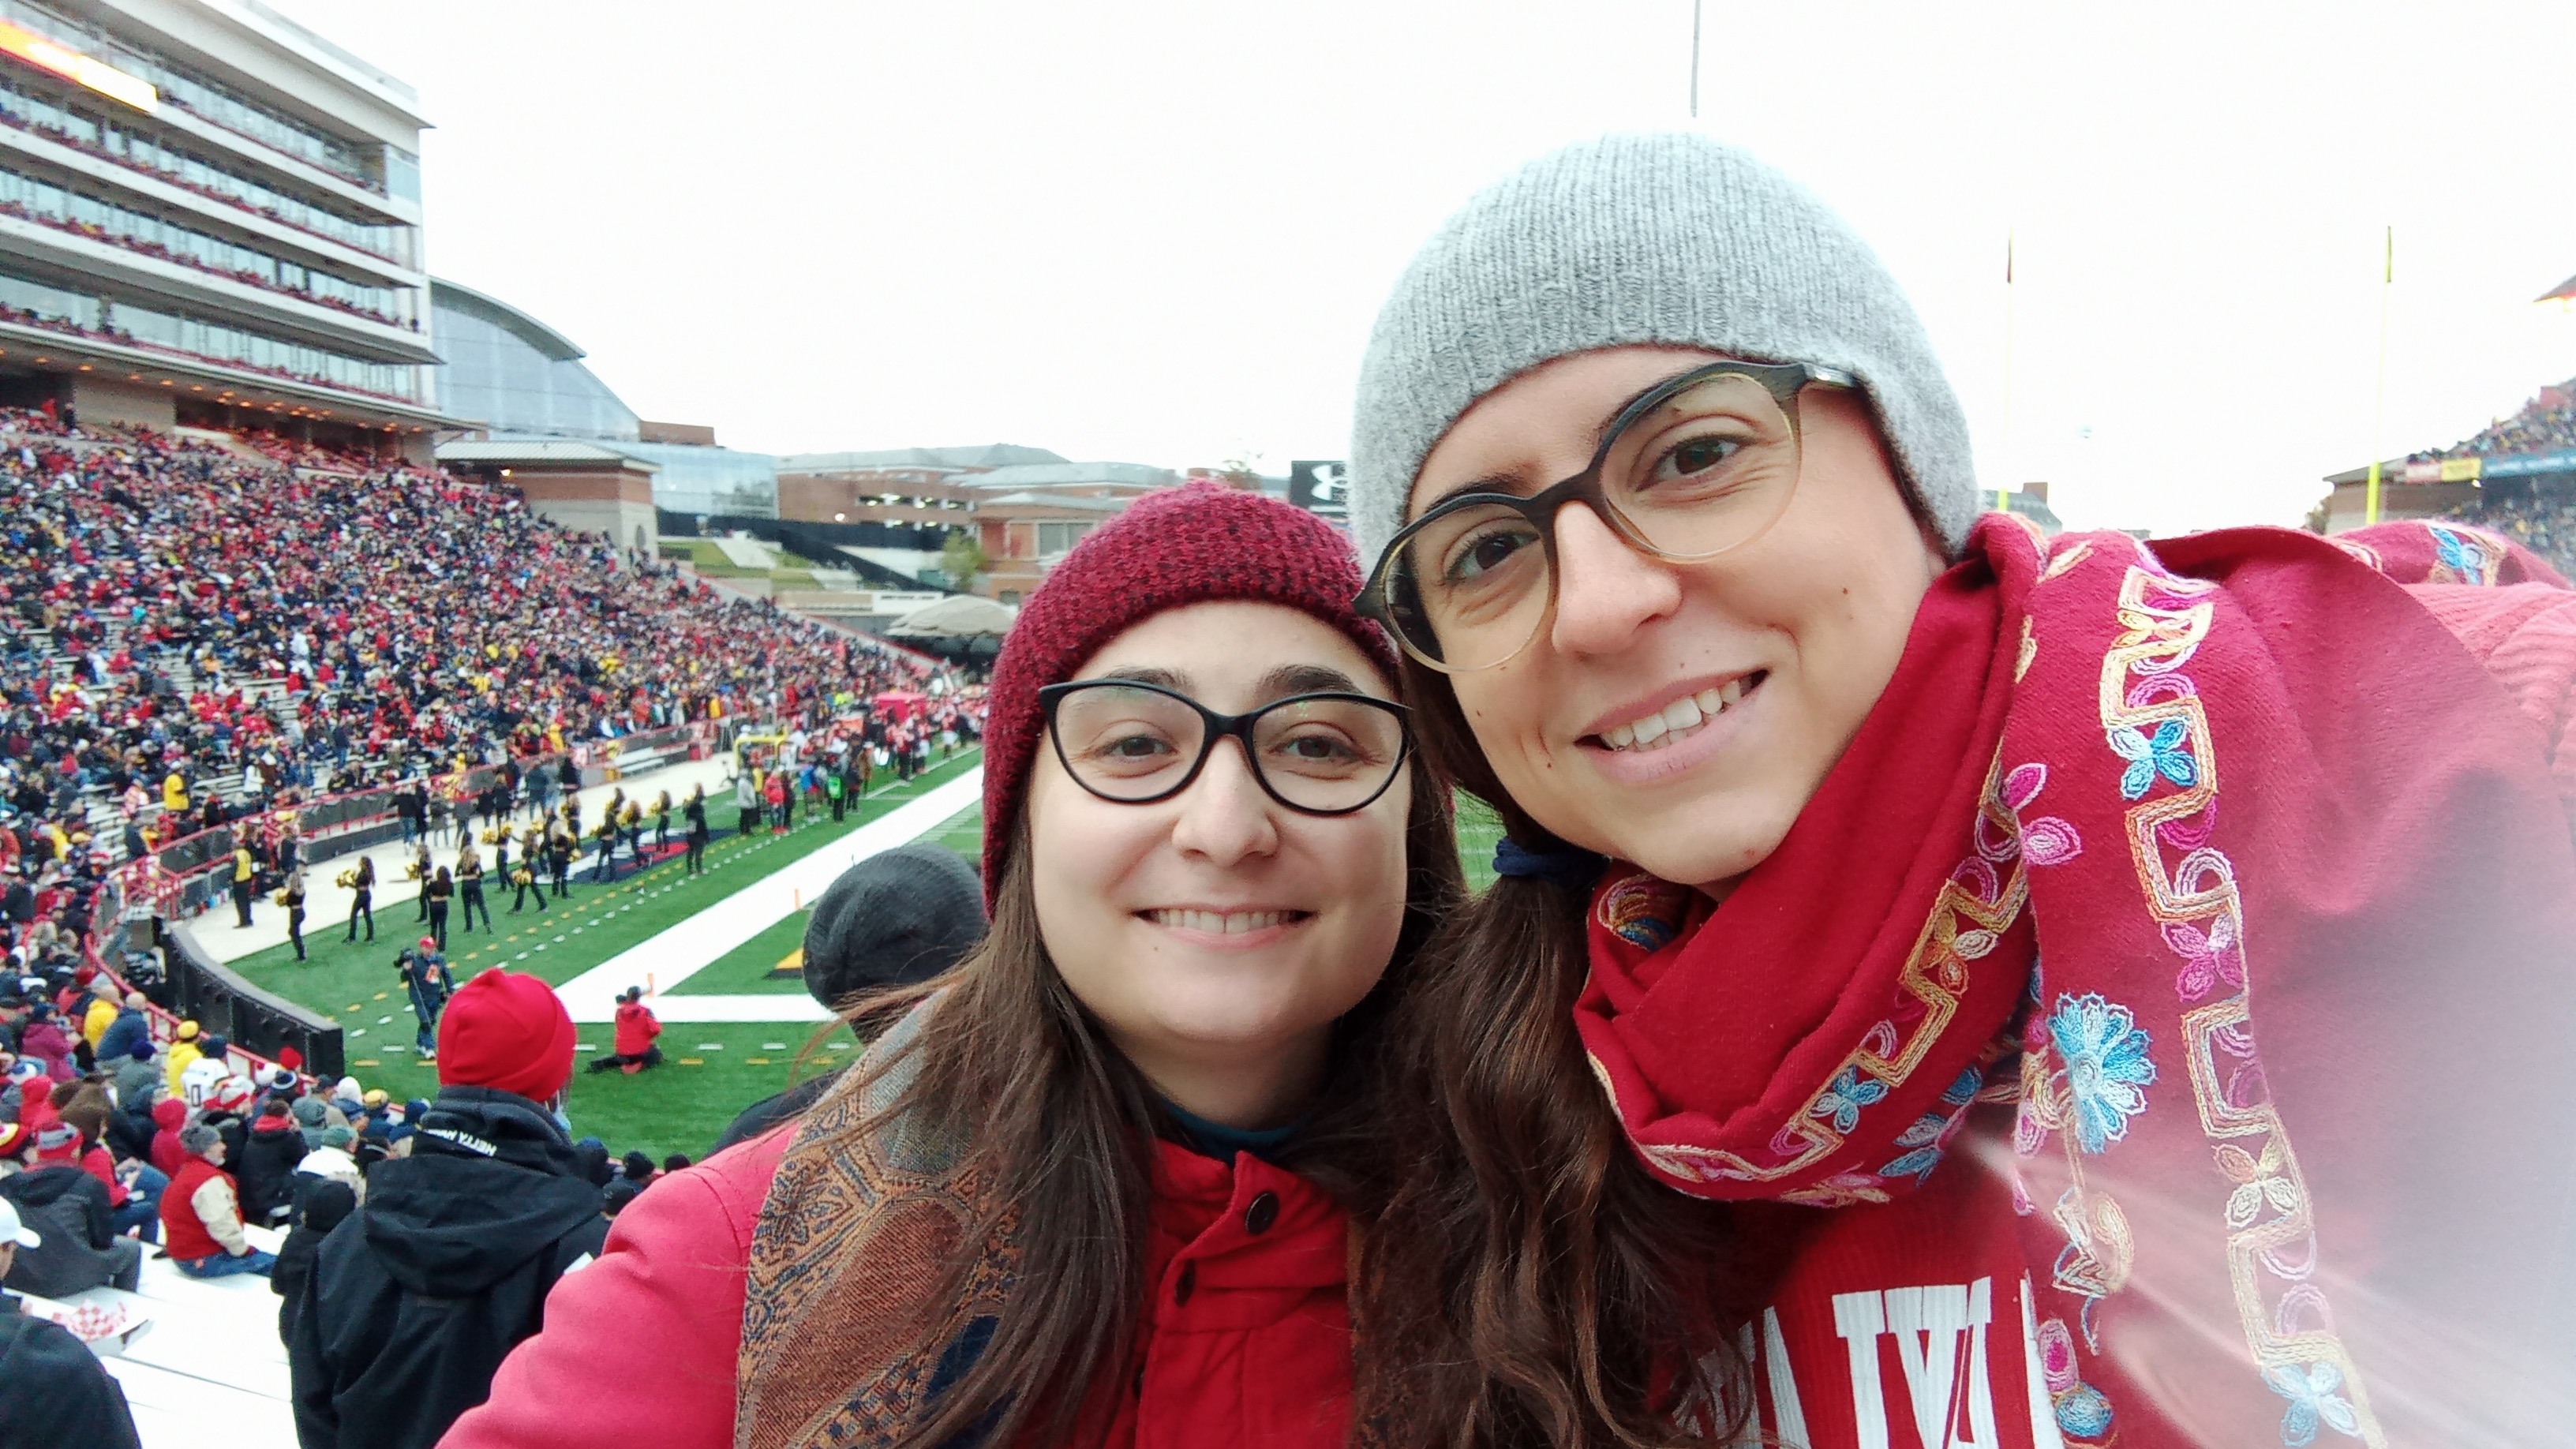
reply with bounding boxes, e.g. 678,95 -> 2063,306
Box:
554,769 -> 981,1023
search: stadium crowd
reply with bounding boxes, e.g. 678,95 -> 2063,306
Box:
0,403 -> 982,945
2416,376 -> 2576,462
0,829 -> 983,1449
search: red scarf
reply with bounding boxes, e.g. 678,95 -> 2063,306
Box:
1578,518 -> 2576,1445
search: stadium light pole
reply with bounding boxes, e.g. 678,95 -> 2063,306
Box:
1688,0 -> 1701,118
1998,228 -> 2015,514
2366,226 -> 2391,526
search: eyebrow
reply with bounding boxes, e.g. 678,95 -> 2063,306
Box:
1408,370 -> 1691,519
1086,665 -> 1188,691
1254,663 -> 1365,702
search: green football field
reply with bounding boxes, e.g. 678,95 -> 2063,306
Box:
230,750 -> 1510,1160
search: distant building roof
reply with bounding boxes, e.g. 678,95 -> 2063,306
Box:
964,462 -> 1178,491
431,279 -> 586,361
975,490 -> 1129,512
776,444 -> 1068,473
436,440 -> 657,470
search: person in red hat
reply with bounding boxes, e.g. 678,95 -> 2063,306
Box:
451,481 -> 1465,1449
286,968 -> 607,1449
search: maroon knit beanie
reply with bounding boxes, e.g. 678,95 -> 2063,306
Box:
978,481 -> 1396,904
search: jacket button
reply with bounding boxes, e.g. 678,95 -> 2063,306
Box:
1174,1260 -> 1196,1305
1244,1189 -> 1279,1235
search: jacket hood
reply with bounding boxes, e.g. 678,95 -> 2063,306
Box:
358,1085 -> 600,1295
1,1163 -> 95,1210
152,1097 -> 185,1129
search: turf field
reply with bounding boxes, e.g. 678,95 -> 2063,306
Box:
229,751 -> 984,1157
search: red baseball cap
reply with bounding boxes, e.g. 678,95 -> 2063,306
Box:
436,969 -> 575,1103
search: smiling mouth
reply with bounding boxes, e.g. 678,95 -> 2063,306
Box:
1591,671 -> 1768,753
1141,909 -> 1313,934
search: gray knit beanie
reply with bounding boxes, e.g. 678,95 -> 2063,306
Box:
178,1121 -> 221,1157
1349,132 -> 1978,569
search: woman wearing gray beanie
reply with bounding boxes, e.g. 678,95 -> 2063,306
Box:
1348,133 -> 2576,1448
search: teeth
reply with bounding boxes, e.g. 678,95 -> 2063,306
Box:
1601,675 -> 1761,752
1148,909 -> 1295,935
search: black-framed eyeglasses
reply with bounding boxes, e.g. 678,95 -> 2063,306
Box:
1037,680 -> 1412,816
1355,358 -> 1852,673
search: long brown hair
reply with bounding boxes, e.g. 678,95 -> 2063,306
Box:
1350,661 -> 1758,1448
807,761 -> 1462,1449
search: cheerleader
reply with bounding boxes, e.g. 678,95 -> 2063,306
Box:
343,855 -> 374,942
683,784 -> 710,875
281,866 -> 308,960
409,839 -> 434,923
424,865 -> 453,951
590,816 -> 620,883
619,799 -> 644,863
547,822 -> 575,898
456,844 -> 489,934
651,790 -> 672,852
513,822 -> 549,912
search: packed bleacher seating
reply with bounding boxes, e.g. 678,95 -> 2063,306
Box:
2449,485 -> 2576,580
2413,376 -> 2576,462
0,406 -> 961,953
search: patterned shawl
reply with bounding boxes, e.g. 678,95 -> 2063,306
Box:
1577,517 -> 2576,1447
735,1000 -> 1019,1449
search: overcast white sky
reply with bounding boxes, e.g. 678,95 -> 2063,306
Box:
266,0 -> 2576,535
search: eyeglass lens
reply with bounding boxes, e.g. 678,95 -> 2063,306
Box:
1049,685 -> 1406,812
1385,369 -> 1802,670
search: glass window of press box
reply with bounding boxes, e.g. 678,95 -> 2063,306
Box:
0,0 -> 402,196
0,264 -> 426,401
0,68 -> 417,265
0,163 -> 415,326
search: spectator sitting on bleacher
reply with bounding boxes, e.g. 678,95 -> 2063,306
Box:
271,1176 -> 354,1344
288,967 -> 605,1449
294,1125 -> 363,1206
160,1120 -> 273,1279
92,993 -> 146,1067
159,1019 -> 201,1099
238,1095 -> 307,1228
0,1121 -> 140,1295
4,1059 -> 54,1135
0,1194 -> 143,1449
107,1041 -> 157,1160
145,1096 -> 183,1176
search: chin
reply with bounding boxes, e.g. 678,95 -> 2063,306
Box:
1601,796 -> 1797,892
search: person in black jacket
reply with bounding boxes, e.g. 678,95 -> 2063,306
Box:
0,1197 -> 141,1449
271,1176 -> 354,1344
288,968 -> 605,1449
0,1123 -> 141,1296
713,843 -> 986,1152
235,1097 -> 307,1228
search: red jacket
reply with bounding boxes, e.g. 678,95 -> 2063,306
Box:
160,1155 -> 236,1262
444,1125 -> 1354,1449
612,1000 -> 661,1058
148,1096 -> 186,1178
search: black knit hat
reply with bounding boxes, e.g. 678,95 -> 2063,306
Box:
802,844 -> 986,1011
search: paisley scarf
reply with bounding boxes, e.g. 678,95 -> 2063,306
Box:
1577,517 -> 2576,1445
734,1001 -> 1019,1449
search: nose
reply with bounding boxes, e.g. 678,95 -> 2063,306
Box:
1167,736 -> 1281,867
1546,503 -> 1681,657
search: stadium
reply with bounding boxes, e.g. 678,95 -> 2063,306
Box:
0,5 -> 2570,1449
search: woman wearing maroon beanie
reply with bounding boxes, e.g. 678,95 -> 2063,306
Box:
451,481 -> 1464,1449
